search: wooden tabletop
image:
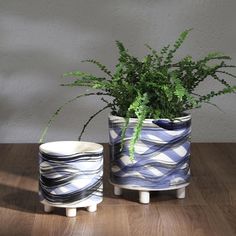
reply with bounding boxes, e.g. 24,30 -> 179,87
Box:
0,143 -> 235,236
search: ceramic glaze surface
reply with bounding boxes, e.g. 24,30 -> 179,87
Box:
109,115 -> 191,190
39,141 -> 103,206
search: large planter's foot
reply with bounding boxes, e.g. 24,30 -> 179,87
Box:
87,205 -> 97,213
66,208 -> 77,217
176,187 -> 186,199
114,186 -> 122,196
139,191 -> 150,204
44,205 -> 54,213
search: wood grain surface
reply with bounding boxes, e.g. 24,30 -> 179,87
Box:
0,143 -> 235,236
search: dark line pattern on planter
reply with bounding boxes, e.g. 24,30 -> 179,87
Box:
39,151 -> 103,204
109,115 -> 191,189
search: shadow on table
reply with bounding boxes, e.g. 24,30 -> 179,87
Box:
0,144 -> 39,180
0,183 -> 44,214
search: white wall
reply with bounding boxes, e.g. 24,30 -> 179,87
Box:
0,0 -> 236,143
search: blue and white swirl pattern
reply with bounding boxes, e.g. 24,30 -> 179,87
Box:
39,141 -> 103,206
109,115 -> 191,190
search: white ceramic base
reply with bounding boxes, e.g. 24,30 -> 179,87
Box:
111,182 -> 188,204
176,187 -> 186,199
44,205 -> 54,213
87,205 -> 97,213
139,191 -> 150,204
114,186 -> 123,196
43,203 -> 98,217
66,208 -> 77,217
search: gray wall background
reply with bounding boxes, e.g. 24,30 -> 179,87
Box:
0,0 -> 235,143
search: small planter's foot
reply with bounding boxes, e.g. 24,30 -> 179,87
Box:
176,187 -> 186,199
44,205 -> 54,213
114,186 -> 122,196
139,191 -> 150,204
87,205 -> 97,213
66,208 -> 77,217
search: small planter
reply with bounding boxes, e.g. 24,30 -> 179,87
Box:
109,114 -> 191,203
39,141 -> 103,217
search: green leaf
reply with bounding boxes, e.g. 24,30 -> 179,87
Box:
174,83 -> 186,101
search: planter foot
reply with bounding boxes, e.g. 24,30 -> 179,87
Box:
114,186 -> 123,196
44,205 -> 54,213
66,208 -> 77,217
87,205 -> 97,213
176,187 -> 186,199
139,191 -> 150,204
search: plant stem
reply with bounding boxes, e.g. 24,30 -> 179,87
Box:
39,92 -> 108,143
78,104 -> 111,141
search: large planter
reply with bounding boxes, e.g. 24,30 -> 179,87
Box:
109,114 -> 191,203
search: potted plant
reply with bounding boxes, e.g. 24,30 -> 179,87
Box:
41,29 -> 236,203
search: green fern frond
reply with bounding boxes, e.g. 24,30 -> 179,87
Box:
164,29 -> 192,65
120,116 -> 130,151
196,86 -> 236,104
127,93 -> 149,160
63,70 -> 92,78
197,52 -> 231,65
81,59 -> 112,77
216,70 -> 236,79
115,40 -> 126,53
211,74 -> 232,88
145,44 -> 161,65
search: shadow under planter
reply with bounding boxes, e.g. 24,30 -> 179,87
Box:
108,114 -> 191,204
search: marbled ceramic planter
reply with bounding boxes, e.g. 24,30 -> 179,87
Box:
39,141 -> 103,217
109,114 -> 191,203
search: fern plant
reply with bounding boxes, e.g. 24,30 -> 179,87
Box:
40,29 -> 236,160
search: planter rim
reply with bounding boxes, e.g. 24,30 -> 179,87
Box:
109,113 -> 191,127
39,141 -> 103,156
109,113 -> 191,121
